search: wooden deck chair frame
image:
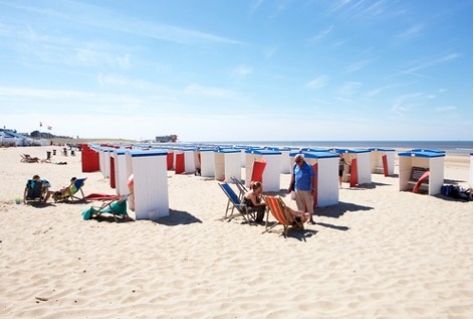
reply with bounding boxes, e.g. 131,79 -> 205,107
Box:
53,178 -> 87,202
218,182 -> 255,223
20,154 -> 39,163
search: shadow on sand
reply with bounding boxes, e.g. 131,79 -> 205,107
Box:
153,209 -> 202,226
316,201 -> 373,219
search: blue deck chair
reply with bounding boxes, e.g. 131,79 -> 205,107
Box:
82,195 -> 130,221
23,179 -> 48,204
53,178 -> 87,202
218,182 -> 255,223
230,176 -> 248,200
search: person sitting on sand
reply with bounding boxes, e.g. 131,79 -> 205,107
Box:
242,181 -> 266,223
31,174 -> 53,203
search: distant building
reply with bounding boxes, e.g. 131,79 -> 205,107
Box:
155,135 -> 178,143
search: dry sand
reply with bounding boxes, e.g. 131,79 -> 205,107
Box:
0,146 -> 472,319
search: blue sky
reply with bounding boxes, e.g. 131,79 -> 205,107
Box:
1,0 -> 472,142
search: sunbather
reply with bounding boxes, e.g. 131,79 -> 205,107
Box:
283,205 -> 311,225
52,177 -> 77,198
242,181 -> 266,223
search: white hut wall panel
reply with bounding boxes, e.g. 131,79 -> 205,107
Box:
370,152 -> 383,173
133,155 -> 169,220
428,157 -> 444,196
214,153 -> 225,181
279,150 -> 291,174
115,153 -> 129,196
99,150 -> 106,177
262,154 -> 281,192
357,152 -> 372,184
316,158 -> 339,207
224,153 -> 242,183
240,149 -> 246,167
470,154 -> 473,187
184,150 -> 196,173
200,151 -> 215,177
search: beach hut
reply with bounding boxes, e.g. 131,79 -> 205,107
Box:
331,148 -> 372,186
174,148 -> 195,174
199,148 -> 216,177
214,148 -> 241,182
470,153 -> 473,187
81,144 -> 100,172
368,148 -> 396,176
113,149 -> 128,196
398,150 -> 445,196
290,151 -> 339,207
97,147 -> 114,179
268,147 -> 293,174
245,149 -> 282,192
125,149 -> 169,220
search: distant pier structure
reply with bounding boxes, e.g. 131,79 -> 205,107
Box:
155,135 -> 178,143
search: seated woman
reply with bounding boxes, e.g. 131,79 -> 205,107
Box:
52,177 -> 77,199
283,204 -> 311,226
242,181 -> 266,223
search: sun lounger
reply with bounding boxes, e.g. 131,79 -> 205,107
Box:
23,179 -> 48,204
262,195 -> 303,237
52,178 -> 87,202
218,182 -> 255,223
82,195 -> 130,221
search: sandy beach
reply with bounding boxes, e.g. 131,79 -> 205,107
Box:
0,146 -> 472,319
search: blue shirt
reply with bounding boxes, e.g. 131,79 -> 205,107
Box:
293,162 -> 315,191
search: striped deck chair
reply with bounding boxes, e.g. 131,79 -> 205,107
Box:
262,196 -> 303,237
53,178 -> 87,202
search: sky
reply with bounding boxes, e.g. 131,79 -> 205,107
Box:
0,0 -> 472,142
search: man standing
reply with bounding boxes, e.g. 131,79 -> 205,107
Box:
288,154 -> 316,224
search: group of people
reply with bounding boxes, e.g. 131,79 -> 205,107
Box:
241,153 -> 318,226
29,175 -> 77,203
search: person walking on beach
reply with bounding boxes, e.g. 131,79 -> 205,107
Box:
339,154 -> 350,188
288,154 -> 316,224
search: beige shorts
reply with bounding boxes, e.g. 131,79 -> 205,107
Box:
295,190 -> 314,214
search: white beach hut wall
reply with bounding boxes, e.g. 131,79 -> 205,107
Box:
268,147 -> 292,174
245,149 -> 281,192
125,149 -> 169,220
199,148 -> 216,177
290,151 -> 339,207
398,150 -> 445,196
214,148 -> 241,182
113,149 -> 129,196
470,153 -> 473,187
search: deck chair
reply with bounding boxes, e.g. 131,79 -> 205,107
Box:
218,182 -> 255,223
230,176 -> 248,200
82,195 -> 130,221
23,179 -> 48,204
20,154 -> 40,163
262,196 -> 303,237
53,178 -> 87,202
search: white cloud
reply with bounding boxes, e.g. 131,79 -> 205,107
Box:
436,105 -> 457,112
396,24 -> 423,41
184,84 -> 239,99
308,25 -> 333,44
346,60 -> 371,73
306,75 -> 329,89
336,81 -> 362,95
231,64 -> 253,78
